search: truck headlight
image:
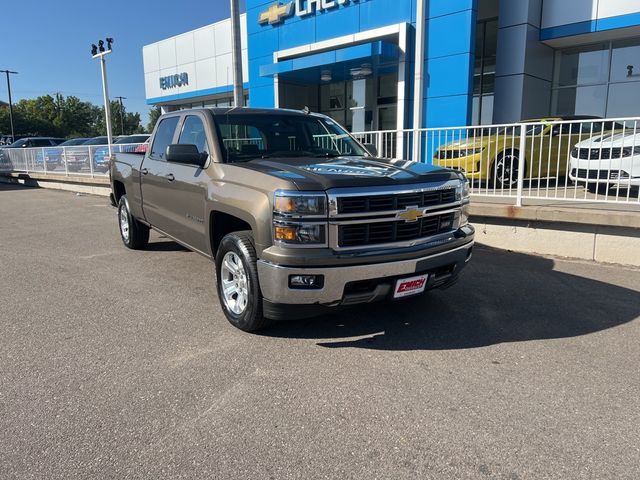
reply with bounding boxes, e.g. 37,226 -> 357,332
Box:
273,221 -> 326,245
455,179 -> 470,201
460,204 -> 470,226
274,190 -> 327,217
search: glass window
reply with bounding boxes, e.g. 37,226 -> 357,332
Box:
610,38 -> 640,83
150,116 -> 179,160
553,44 -> 609,87
378,73 -> 398,99
178,116 -> 208,153
551,85 -> 607,117
472,18 -> 497,125
606,82 -> 640,118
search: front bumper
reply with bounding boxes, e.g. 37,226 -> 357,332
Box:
257,239 -> 473,313
569,156 -> 640,187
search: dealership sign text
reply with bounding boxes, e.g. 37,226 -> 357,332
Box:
160,72 -> 189,90
259,0 -> 358,25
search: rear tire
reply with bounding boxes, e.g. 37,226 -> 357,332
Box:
118,195 -> 149,250
215,231 -> 269,332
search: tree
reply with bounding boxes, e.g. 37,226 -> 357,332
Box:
0,93 -> 143,139
96,100 -> 144,136
147,106 -> 162,133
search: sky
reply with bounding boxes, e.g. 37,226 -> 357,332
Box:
0,0 -> 241,126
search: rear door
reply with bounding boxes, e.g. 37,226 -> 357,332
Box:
140,114 -> 181,230
152,113 -> 211,254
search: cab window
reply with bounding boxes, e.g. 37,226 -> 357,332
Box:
178,115 -> 208,154
150,116 -> 180,160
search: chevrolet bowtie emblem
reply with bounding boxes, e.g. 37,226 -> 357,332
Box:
259,2 -> 294,25
396,207 -> 425,223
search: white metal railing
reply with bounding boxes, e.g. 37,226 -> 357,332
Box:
2,118 -> 639,206
0,143 -> 146,177
353,117 -> 640,206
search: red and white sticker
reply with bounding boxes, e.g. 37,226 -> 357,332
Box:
393,274 -> 428,298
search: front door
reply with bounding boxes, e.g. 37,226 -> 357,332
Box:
140,115 -> 181,229
157,114 -> 211,254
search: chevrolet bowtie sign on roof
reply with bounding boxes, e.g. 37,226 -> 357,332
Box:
258,0 -> 359,25
258,2 -> 294,25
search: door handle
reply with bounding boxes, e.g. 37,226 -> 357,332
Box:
166,173 -> 175,182
140,168 -> 148,175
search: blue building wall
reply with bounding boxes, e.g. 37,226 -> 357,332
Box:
246,0 -> 477,129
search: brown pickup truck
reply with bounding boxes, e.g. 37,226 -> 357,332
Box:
110,107 -> 474,332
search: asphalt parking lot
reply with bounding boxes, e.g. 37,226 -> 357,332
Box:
1,183 -> 639,479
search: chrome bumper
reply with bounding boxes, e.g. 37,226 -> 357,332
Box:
256,241 -> 473,306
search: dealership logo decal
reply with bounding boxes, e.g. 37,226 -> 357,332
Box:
258,0 -> 358,25
160,72 -> 189,90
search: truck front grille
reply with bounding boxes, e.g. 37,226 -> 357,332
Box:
337,188 -> 456,215
338,212 -> 456,247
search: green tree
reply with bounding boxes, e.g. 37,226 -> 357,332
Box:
147,106 -> 162,133
96,100 -> 144,136
0,94 -> 143,139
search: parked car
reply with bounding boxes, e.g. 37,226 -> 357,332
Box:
91,136 -> 131,172
1,137 -> 66,170
433,116 -> 620,188
569,130 -> 640,192
64,136 -> 109,172
6,137 -> 65,148
134,140 -> 150,153
111,107 -> 474,332
115,134 -> 150,148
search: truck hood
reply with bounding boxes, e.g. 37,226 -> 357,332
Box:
236,156 -> 461,190
574,131 -> 640,148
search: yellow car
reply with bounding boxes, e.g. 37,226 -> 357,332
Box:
433,116 -> 619,188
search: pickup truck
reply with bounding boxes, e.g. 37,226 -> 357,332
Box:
110,107 -> 474,332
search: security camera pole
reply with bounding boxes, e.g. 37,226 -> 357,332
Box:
0,70 -> 18,142
91,38 -> 114,158
229,0 -> 244,107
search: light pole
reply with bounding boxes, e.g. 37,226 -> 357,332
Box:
91,38 -> 114,157
115,96 -> 126,135
229,0 -> 244,107
0,70 -> 18,142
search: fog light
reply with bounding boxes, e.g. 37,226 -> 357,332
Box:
275,226 -> 296,241
289,274 -> 324,289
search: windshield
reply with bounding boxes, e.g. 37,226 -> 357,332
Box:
114,135 -> 149,144
83,137 -> 109,145
213,113 -> 367,163
59,138 -> 89,146
496,124 -> 546,136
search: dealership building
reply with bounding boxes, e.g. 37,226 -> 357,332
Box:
143,0 -> 640,132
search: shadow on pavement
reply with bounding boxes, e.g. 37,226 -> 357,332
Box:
261,246 -> 640,350
0,182 -> 35,192
145,239 -> 190,252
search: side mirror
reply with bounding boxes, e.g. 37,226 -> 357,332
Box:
165,144 -> 208,167
363,143 -> 378,157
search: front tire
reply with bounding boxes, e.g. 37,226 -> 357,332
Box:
118,195 -> 149,250
493,150 -> 523,189
215,231 -> 268,332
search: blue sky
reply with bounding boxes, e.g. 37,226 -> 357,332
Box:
1,0 -> 240,125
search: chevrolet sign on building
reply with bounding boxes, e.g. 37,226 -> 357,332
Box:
259,0 -> 358,24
